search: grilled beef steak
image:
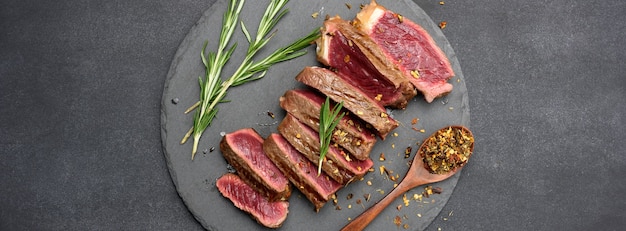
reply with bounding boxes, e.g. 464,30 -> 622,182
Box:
216,173 -> 289,228
355,0 -> 455,103
316,16 -> 416,109
263,133 -> 343,211
278,114 -> 373,185
295,66 -> 398,139
279,89 -> 376,160
220,128 -> 291,201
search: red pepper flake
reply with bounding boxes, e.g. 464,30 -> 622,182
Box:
411,117 -> 419,125
394,216 -> 402,227
439,21 -> 447,29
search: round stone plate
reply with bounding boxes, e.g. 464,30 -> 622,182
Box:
161,0 -> 470,230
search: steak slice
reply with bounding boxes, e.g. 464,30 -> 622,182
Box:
216,173 -> 289,228
316,16 -> 416,109
220,128 -> 291,201
279,89 -> 376,160
264,133 -> 343,212
278,113 -> 373,185
355,0 -> 455,103
295,66 -> 398,139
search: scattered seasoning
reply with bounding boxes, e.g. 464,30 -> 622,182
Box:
411,117 -> 419,125
209,146 -> 215,152
396,204 -> 402,211
311,12 -> 319,19
346,193 -> 354,200
393,132 -> 399,137
403,224 -> 410,229
396,14 -> 404,23
374,94 -> 383,101
356,199 -> 362,204
267,111 -> 275,118
417,213 -> 422,218
439,21 -> 447,29
420,126 -> 474,174
348,204 -> 352,209
203,148 -> 208,154
404,147 -> 412,158
345,3 -> 352,9
379,153 -> 386,161
335,205 -> 341,210
394,216 -> 402,227
419,129 -> 426,133
439,1 -> 445,5
364,193 -> 371,202
171,98 -> 179,104
402,193 -> 410,206
344,54 -> 350,63
410,70 -> 420,79
367,180 -> 372,186
448,106 -> 454,111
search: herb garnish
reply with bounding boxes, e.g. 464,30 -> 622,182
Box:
318,97 -> 345,175
181,0 -> 320,159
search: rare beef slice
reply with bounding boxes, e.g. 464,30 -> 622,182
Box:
220,128 -> 291,201
264,133 -> 343,211
316,16 -> 416,109
216,173 -> 289,228
355,0 -> 455,103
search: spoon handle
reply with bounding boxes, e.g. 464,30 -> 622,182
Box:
341,183 -> 411,231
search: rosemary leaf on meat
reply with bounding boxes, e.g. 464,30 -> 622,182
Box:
182,0 -> 320,160
318,97 -> 345,175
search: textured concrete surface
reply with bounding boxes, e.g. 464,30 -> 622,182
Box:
1,0 -> 624,230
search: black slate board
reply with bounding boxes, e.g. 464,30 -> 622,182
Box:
161,0 -> 470,230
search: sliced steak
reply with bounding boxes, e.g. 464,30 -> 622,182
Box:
316,16 -> 416,109
278,113 -> 373,185
216,173 -> 289,228
264,133 -> 343,211
295,66 -> 398,139
220,128 -> 291,201
279,89 -> 376,160
355,0 -> 455,103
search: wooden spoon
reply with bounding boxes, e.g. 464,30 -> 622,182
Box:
341,125 -> 474,231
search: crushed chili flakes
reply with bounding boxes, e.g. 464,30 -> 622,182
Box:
411,117 -> 419,125
439,21 -> 447,29
420,126 -> 474,174
394,216 -> 402,227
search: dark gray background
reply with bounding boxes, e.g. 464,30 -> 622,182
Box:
1,0 -> 624,230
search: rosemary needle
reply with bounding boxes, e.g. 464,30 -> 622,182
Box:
318,97 -> 345,175
183,0 -> 320,159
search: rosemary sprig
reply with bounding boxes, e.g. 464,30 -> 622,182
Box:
318,97 -> 345,175
182,0 -> 320,159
